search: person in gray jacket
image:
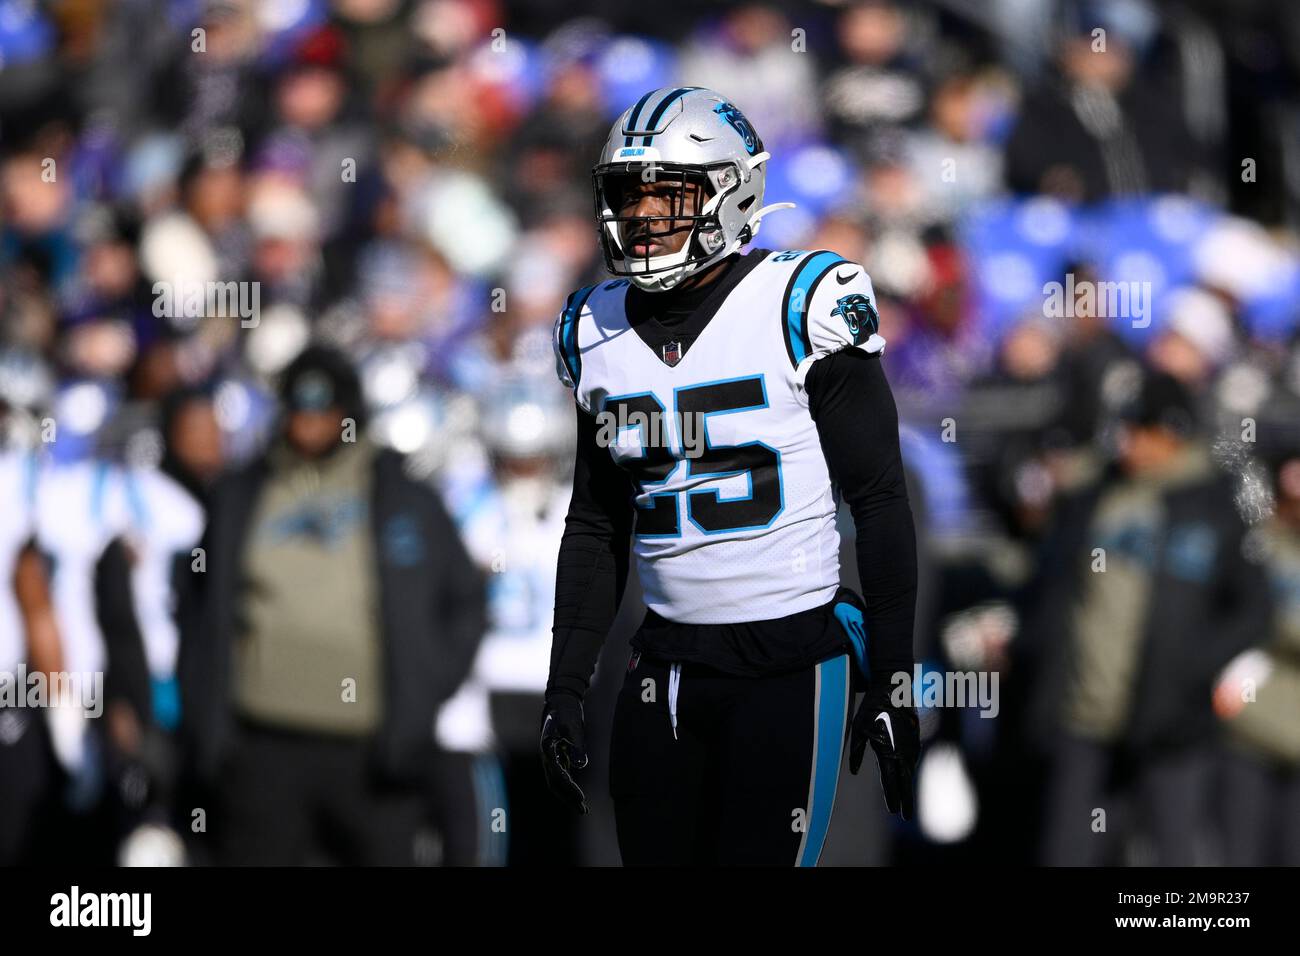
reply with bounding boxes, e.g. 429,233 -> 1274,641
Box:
180,346 -> 486,865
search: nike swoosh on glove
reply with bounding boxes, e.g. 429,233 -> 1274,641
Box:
539,692 -> 589,814
849,680 -> 919,821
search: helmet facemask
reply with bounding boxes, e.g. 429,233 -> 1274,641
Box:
593,161 -> 747,293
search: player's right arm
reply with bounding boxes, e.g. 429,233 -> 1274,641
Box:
547,405 -> 635,703
541,294 -> 636,812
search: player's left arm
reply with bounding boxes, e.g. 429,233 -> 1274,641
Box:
802,264 -> 920,819
801,264 -> 915,676
807,349 -> 918,689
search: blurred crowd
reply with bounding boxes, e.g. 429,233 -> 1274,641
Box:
2,0 -> 1300,866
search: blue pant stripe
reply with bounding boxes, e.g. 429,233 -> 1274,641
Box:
797,654 -> 850,866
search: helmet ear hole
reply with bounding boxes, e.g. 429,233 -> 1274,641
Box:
736,195 -> 755,214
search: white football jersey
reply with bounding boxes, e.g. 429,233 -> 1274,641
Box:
34,461 -> 132,676
434,475 -> 569,753
121,467 -> 205,681
0,450 -> 38,672
553,249 -> 885,624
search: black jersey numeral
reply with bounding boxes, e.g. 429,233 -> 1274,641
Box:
602,392 -> 680,537
603,376 -> 784,537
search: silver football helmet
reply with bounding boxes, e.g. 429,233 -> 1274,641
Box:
593,87 -> 794,292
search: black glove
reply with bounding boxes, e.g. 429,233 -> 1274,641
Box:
539,692 -> 589,814
849,679 -> 919,820
833,588 -> 919,821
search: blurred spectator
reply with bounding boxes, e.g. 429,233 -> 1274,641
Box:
2,147 -> 79,293
1214,446 -> 1300,865
960,314 -> 1068,538
178,346 -> 485,864
1146,285 -> 1237,394
885,240 -> 993,416
503,37 -> 610,227
905,68 -> 1007,224
258,24 -> 374,243
821,0 -> 929,162
679,4 -> 822,148
1018,371 -> 1271,865
153,0 -> 267,143
1053,261 -> 1139,450
1005,0 -> 1207,200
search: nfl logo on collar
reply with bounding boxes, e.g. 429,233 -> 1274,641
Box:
662,341 -> 682,367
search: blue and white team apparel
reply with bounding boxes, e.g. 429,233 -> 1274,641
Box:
554,249 -> 884,625
542,85 -> 920,866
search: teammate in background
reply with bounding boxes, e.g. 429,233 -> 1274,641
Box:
106,391 -> 216,741
2,358 -> 139,862
437,377 -> 576,865
92,388 -> 220,865
540,87 -> 920,865
34,445 -> 140,864
431,379 -> 574,868
0,380 -> 61,865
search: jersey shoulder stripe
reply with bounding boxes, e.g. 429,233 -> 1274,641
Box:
554,283 -> 601,388
779,249 -> 851,370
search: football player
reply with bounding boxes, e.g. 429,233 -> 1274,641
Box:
539,87 -> 920,865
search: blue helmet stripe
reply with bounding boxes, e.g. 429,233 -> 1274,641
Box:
623,89 -> 657,147
642,87 -> 700,145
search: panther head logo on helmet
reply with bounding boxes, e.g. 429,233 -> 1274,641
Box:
711,101 -> 763,156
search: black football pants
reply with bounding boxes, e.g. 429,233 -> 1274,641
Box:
609,652 -> 851,866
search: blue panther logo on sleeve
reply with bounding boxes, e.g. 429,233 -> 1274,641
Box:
712,101 -> 762,156
831,293 -> 880,345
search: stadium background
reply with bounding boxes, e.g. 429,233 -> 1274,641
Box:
1,0 -> 1299,866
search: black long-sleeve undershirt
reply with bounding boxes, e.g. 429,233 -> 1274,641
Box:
806,348 -> 918,678
546,347 -> 918,702
547,407 -> 636,701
